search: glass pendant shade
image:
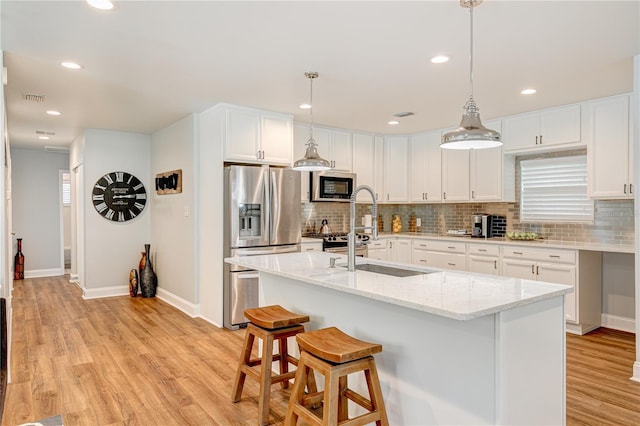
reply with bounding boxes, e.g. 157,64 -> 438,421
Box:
293,71 -> 332,171
441,99 -> 502,150
293,140 -> 331,171
441,0 -> 502,150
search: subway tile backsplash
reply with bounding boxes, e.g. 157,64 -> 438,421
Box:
300,199 -> 634,245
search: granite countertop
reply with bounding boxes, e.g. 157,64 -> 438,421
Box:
224,251 -> 572,321
372,232 -> 634,254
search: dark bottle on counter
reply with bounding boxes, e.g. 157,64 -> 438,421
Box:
14,238 -> 24,280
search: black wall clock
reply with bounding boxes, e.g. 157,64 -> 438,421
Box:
92,171 -> 147,222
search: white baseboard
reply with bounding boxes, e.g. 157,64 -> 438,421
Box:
632,362 -> 640,383
600,313 -> 636,333
156,287 -> 200,318
197,313 -> 223,329
83,285 -> 129,299
69,273 -> 79,283
24,268 -> 64,279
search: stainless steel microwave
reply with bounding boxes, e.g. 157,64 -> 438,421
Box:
310,171 -> 356,202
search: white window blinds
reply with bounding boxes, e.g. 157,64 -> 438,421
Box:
520,155 -> 594,223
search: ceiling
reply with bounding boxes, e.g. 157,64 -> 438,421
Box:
1,0 -> 638,150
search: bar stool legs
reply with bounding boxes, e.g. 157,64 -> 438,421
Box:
231,305 -> 312,426
285,327 -> 389,426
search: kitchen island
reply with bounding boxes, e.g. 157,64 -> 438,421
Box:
225,251 -> 572,425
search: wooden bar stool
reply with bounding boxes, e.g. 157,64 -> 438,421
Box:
285,327 -> 389,426
231,305 -> 314,426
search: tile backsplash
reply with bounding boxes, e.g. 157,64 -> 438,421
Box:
301,199 -> 634,245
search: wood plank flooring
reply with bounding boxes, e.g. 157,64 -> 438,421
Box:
2,275 -> 639,425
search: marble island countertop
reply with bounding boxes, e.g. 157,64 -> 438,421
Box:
225,251 -> 572,321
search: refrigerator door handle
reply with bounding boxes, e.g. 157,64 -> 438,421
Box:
270,170 -> 278,241
263,168 -> 270,244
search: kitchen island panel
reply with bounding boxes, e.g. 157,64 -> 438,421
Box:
260,271 -> 565,425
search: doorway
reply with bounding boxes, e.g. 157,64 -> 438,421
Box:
60,171 -> 71,275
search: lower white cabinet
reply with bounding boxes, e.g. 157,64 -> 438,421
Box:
411,240 -> 466,271
367,239 -> 388,261
467,243 -> 500,275
389,239 -> 411,263
501,246 -> 601,333
301,239 -> 323,252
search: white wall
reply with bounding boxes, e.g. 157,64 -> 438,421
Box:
10,148 -> 69,277
197,105 -> 225,326
83,129 -> 151,296
150,114 -> 197,310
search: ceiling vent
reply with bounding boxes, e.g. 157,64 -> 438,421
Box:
24,93 -> 45,103
393,112 -> 415,118
36,130 -> 56,136
44,146 -> 69,153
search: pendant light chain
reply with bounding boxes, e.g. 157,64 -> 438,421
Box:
305,71 -> 318,147
469,3 -> 474,103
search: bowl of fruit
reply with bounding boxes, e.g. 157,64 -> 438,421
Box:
506,231 -> 540,241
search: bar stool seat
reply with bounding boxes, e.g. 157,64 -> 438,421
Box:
231,305 -> 314,426
285,327 -> 389,426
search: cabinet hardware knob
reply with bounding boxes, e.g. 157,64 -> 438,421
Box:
478,249 -> 487,252
425,192 -> 428,200
624,184 -> 627,194
630,184 -> 633,194
536,265 -> 539,275
494,260 -> 497,269
549,255 -> 560,258
513,251 -> 523,255
535,136 -> 539,145
472,190 -> 475,198
443,192 -> 447,200
447,246 -> 455,249
532,265 -> 535,274
448,263 -> 455,266
539,135 -> 543,144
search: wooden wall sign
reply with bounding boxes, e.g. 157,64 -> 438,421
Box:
155,169 -> 182,195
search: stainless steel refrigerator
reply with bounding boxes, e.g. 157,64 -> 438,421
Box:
223,165 -> 301,329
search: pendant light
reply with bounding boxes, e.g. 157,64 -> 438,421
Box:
441,0 -> 502,150
293,72 -> 332,171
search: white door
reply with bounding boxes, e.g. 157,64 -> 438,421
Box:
537,263 -> 577,322
442,149 -> 470,202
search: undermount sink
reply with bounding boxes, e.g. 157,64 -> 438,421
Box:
351,263 -> 435,277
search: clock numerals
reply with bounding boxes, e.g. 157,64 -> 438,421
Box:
93,171 -> 147,222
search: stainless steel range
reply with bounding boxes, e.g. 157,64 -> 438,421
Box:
313,233 -> 370,257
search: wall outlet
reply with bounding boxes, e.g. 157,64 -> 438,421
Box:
416,218 -> 421,227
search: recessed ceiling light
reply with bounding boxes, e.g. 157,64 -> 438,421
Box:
299,103 -> 311,109
388,120 -> 400,125
431,55 -> 450,64
38,136 -> 50,140
521,88 -> 537,95
46,110 -> 61,116
87,0 -> 114,10
60,61 -> 83,70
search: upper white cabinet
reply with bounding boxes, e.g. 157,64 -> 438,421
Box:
224,105 -> 293,165
383,136 -> 409,202
441,148 -> 470,202
352,132 -> 382,202
470,120 -> 516,202
585,94 -> 632,199
313,127 -> 353,171
502,104 -> 582,153
409,131 -> 442,203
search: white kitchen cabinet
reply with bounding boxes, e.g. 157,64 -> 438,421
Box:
441,148 -> 470,202
313,127 -> 353,171
300,239 -> 323,252
389,239 -> 411,264
293,122 -> 312,201
501,246 -> 601,334
383,136 -> 409,202
502,103 -> 582,153
411,240 -> 466,271
367,239 -> 388,261
585,94 -> 632,199
352,132 -> 381,202
466,243 -> 500,275
224,105 -> 293,165
409,131 -> 441,203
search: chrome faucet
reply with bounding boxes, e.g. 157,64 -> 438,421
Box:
348,185 -> 378,271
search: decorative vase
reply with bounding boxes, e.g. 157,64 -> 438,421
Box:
129,269 -> 139,297
14,238 -> 24,280
139,251 -> 146,273
139,244 -> 157,298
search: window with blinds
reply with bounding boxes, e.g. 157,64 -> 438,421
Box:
520,155 -> 594,223
62,173 -> 71,206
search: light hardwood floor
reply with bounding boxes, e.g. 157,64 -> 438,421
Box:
2,275 -> 639,425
